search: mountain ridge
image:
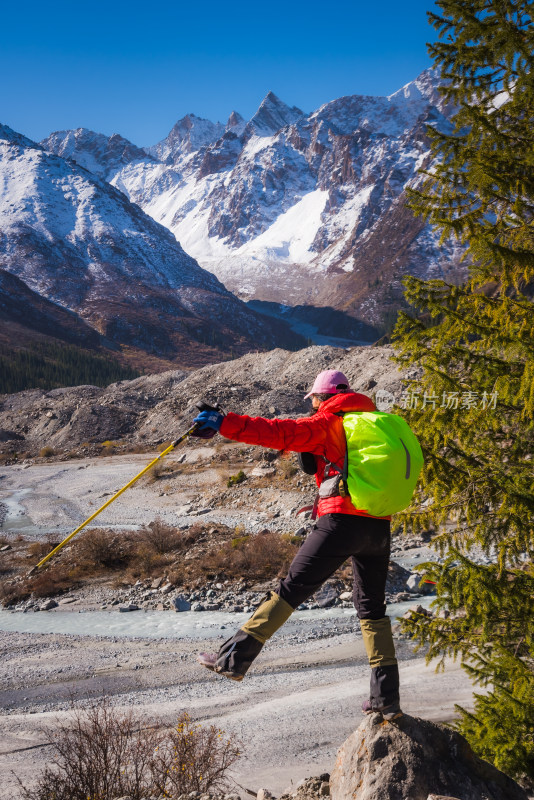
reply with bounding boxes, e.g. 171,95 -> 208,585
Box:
0,123 -> 301,370
40,67 -> 466,334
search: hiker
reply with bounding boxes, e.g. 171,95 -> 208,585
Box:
195,369 -> 402,720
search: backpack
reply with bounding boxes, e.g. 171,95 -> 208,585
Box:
319,411 -> 424,517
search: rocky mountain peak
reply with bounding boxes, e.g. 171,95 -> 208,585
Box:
148,113 -> 226,163
0,123 -> 38,150
40,127 -> 154,178
245,91 -> 305,137
226,110 -> 246,134
387,66 -> 449,116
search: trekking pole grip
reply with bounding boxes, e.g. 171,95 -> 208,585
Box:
195,399 -> 223,413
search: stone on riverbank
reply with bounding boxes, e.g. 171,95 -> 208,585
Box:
172,595 -> 191,612
330,713 -> 528,800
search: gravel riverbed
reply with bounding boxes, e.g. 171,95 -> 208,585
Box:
0,618 -> 478,800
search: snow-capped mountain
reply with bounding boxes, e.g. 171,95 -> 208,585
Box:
0,124 -> 297,367
40,128 -> 155,179
41,69 -> 466,333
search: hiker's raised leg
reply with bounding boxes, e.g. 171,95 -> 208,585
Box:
199,515 -> 351,680
199,589 -> 294,679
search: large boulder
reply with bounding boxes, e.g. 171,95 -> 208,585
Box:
330,713 -> 528,800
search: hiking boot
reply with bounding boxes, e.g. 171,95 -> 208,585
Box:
197,629 -> 264,682
361,698 -> 403,721
197,652 -> 244,681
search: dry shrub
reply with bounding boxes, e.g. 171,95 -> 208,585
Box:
150,712 -> 242,796
140,518 -> 183,554
144,460 -> 164,483
75,528 -> 121,569
278,456 -> 298,479
1,564 -> 80,606
29,565 -> 78,598
26,540 -> 51,560
0,579 -> 31,606
205,531 -> 299,581
38,446 -> 55,458
126,543 -> 166,578
17,700 -> 241,800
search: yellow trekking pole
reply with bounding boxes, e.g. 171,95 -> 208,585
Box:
27,401 -> 222,575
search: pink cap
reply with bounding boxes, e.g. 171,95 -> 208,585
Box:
304,369 -> 351,400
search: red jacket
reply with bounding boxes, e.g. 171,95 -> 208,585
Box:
220,392 -> 391,520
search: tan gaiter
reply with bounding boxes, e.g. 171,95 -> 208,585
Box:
359,616 -> 398,667
241,591 -> 294,644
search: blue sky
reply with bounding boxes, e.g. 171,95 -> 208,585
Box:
1,0 -> 439,146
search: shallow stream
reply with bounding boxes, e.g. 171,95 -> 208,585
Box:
0,597 -> 432,640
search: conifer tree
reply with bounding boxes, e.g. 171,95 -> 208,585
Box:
391,0 -> 534,786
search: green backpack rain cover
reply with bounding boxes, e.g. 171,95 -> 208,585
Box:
342,411 -> 424,517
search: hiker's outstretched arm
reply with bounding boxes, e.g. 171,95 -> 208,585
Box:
220,413 -> 329,454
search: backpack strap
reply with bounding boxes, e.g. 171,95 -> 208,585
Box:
325,412 -> 349,482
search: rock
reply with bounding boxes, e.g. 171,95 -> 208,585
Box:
313,582 -> 341,608
191,602 -> 205,611
386,561 -> 412,593
339,591 -> 352,601
403,604 -> 431,620
251,466 -> 276,477
330,713 -> 528,800
172,595 -> 191,612
407,573 -> 435,595
320,782 -> 330,795
160,582 -> 174,594
426,796 -> 462,799
39,599 -> 58,610
151,577 -> 164,589
118,604 -> 139,612
0,544 -> 12,551
257,790 -> 274,800
59,597 -> 78,604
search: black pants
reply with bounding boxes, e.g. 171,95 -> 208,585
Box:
215,512 -> 398,706
278,512 -> 390,618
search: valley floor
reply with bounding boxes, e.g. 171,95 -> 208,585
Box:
0,447 -> 476,799
0,625 -> 476,800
